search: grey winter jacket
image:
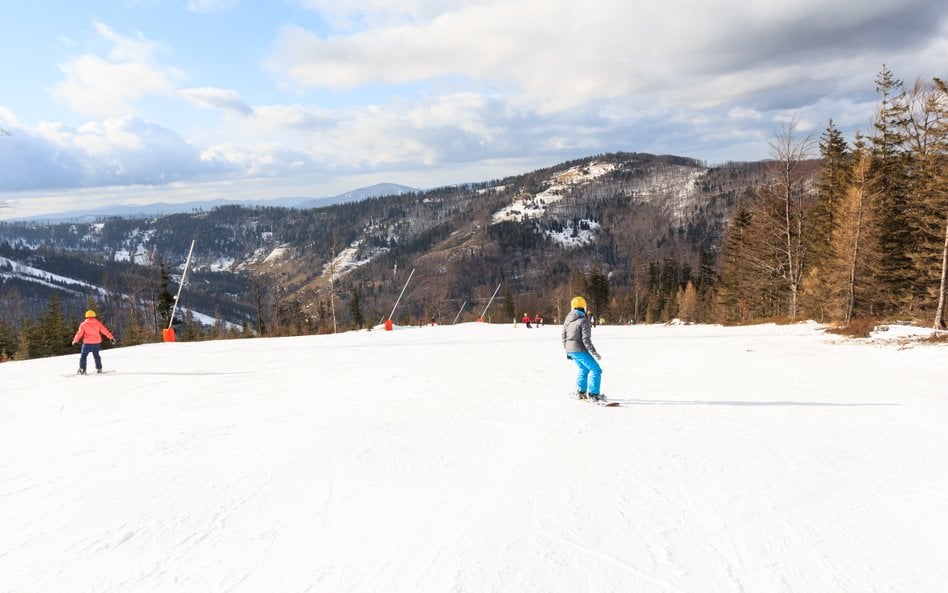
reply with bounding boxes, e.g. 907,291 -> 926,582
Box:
561,309 -> 598,356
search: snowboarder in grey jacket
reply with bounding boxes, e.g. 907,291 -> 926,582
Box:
561,296 -> 603,400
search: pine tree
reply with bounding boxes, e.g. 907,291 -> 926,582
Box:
0,315 -> 17,360
870,65 -> 914,312
30,295 -> 74,358
157,259 -> 175,329
587,268 -> 610,318
716,201 -> 755,323
810,120 -> 852,267
802,120 -> 852,320
501,285 -> 515,323
901,77 -> 948,327
349,289 -> 365,329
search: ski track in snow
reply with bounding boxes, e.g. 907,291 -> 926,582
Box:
1,322 -> 946,593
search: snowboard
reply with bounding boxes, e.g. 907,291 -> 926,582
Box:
571,393 -> 620,407
63,370 -> 116,377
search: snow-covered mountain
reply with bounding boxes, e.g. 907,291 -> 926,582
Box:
3,321 -> 946,592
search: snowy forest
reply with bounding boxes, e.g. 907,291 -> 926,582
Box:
1,66 -> 946,362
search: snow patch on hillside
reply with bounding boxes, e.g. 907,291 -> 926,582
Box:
546,219 -> 601,248
263,244 -> 291,263
207,257 -> 236,272
0,256 -> 108,296
113,244 -> 150,265
322,240 -> 389,279
491,161 -> 616,223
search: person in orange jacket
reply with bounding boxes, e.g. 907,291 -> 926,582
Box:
72,309 -> 115,374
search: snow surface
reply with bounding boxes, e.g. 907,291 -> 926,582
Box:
3,322 -> 947,593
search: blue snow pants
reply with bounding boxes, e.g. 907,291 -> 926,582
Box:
79,344 -> 102,371
569,351 -> 602,394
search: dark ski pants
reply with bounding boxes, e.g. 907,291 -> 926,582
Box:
79,343 -> 102,371
569,351 -> 602,394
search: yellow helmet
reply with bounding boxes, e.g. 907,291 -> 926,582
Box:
570,296 -> 587,310
85,310 -> 96,318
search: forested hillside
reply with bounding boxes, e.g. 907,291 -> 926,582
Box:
2,68 -> 946,362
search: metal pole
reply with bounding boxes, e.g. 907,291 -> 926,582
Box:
388,268 -> 415,321
168,239 -> 195,330
329,247 -> 337,334
452,300 -> 467,325
480,283 -> 502,320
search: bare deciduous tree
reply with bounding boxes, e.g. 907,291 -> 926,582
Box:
747,117 -> 816,318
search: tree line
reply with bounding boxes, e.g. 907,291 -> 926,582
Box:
713,67 -> 946,329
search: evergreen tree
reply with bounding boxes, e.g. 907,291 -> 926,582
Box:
802,120 -> 852,320
349,289 -> 365,329
716,201 -> 755,323
501,285 -> 515,323
870,65 -> 914,312
0,315 -> 17,360
157,259 -> 176,329
810,120 -> 852,268
901,78 -> 948,327
807,119 -> 852,266
587,268 -> 610,318
29,295 -> 74,358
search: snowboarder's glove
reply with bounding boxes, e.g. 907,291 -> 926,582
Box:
71,341 -> 77,346
592,352 -> 601,361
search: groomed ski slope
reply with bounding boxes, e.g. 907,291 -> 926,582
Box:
2,322 -> 946,593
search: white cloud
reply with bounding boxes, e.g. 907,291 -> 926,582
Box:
249,104 -> 334,132
180,87 -> 255,116
0,116 -> 235,191
51,22 -> 182,117
272,0 -> 947,114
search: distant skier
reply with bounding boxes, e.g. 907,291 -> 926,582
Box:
561,296 -> 603,401
521,313 -> 533,328
72,310 -> 115,375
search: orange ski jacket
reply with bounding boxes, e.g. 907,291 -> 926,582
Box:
72,318 -> 114,345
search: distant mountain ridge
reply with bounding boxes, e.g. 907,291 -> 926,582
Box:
1,152 -> 764,332
10,183 -> 418,222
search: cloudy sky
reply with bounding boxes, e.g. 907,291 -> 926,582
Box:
1,0 -> 945,218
